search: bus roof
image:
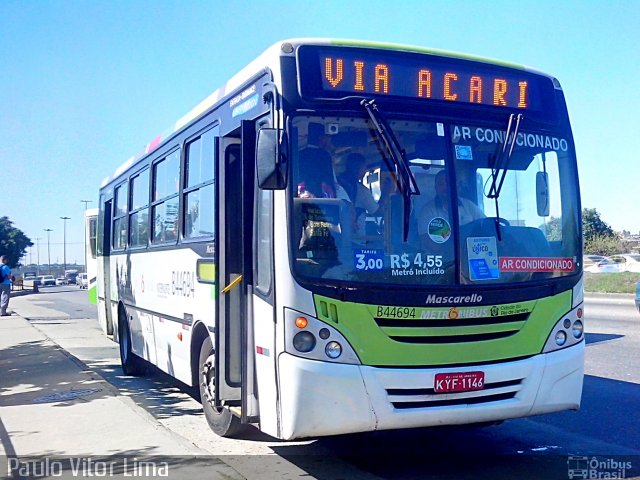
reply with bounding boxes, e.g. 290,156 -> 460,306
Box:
101,38 -> 556,188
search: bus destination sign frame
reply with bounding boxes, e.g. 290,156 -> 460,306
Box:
297,45 -> 556,115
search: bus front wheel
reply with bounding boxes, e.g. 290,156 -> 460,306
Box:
198,336 -> 242,437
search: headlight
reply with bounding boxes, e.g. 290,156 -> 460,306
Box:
543,303 -> 585,353
293,332 -> 316,353
572,320 -> 584,339
284,309 -> 361,364
325,341 -> 342,359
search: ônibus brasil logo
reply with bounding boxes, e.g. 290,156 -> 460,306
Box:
425,294 -> 483,305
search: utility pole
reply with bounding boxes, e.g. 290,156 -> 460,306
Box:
34,238 -> 41,275
60,216 -> 70,274
44,229 -> 53,275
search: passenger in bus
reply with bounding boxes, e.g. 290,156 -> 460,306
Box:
296,148 -> 337,198
335,153 -> 380,245
418,169 -> 484,243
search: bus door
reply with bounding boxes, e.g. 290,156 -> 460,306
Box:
99,198 -> 114,336
216,120 -> 258,421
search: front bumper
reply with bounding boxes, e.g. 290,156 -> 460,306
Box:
277,342 -> 584,440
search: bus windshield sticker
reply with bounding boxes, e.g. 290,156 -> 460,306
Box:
499,256 -> 575,273
354,249 -> 384,272
437,123 -> 445,136
428,217 -> 451,243
467,237 -> 500,281
389,253 -> 444,277
455,145 -> 473,160
453,125 -> 569,153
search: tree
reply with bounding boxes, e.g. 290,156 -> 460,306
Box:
540,216 -> 563,241
0,217 -> 33,268
582,208 -> 615,242
585,234 -> 624,256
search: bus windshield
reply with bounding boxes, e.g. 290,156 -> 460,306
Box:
289,115 -> 580,287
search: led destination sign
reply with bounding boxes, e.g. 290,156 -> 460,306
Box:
298,46 -> 552,112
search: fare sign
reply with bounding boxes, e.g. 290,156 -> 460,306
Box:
434,371 -> 485,393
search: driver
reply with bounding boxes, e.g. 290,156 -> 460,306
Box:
418,169 -> 485,241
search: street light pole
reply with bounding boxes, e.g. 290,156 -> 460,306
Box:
60,216 -> 70,274
34,237 -> 41,275
44,229 -> 53,275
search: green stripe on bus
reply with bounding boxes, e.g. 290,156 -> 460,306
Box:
313,290 -> 571,366
88,286 -> 97,305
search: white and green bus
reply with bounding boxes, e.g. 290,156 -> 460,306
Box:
96,39 -> 584,440
84,208 -> 98,302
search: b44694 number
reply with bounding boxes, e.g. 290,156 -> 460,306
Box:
375,306 -> 416,319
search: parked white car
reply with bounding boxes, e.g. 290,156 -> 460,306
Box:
583,255 -> 606,267
585,254 -> 640,273
613,254 -> 640,273
41,275 -> 56,286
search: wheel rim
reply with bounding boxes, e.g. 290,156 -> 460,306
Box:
201,352 -> 224,414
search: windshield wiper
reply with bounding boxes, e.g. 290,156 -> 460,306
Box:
486,113 -> 523,240
361,99 -> 420,241
487,113 -> 523,200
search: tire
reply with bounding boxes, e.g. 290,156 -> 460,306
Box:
119,313 -> 144,376
198,336 -> 242,437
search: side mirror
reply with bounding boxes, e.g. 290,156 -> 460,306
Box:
536,171 -> 550,217
256,128 -> 287,190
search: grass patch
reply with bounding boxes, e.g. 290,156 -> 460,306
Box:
584,272 -> 640,294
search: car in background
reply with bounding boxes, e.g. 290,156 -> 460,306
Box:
585,254 -> 640,273
78,273 -> 88,289
40,275 -> 56,286
610,254 -> 640,273
585,258 -> 623,273
583,255 -> 606,267
55,277 -> 67,285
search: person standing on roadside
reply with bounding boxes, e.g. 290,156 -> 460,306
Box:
1,255 -> 12,316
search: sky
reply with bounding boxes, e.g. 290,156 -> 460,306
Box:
1,0 -> 638,266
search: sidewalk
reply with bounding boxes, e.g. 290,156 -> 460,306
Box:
0,309 -> 244,479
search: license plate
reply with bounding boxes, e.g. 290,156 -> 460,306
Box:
434,371 -> 485,393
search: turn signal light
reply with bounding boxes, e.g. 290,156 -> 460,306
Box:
295,317 -> 308,329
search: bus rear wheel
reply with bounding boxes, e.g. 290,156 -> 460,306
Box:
198,336 -> 242,437
119,312 -> 144,376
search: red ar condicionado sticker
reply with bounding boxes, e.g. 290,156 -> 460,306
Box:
499,257 -> 575,272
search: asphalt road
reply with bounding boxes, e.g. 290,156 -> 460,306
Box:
10,287 -> 640,480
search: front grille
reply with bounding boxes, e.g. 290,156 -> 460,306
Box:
387,378 -> 523,409
391,392 -> 517,409
374,312 -> 529,344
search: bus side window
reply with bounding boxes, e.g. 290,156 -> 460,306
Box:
152,150 -> 180,244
